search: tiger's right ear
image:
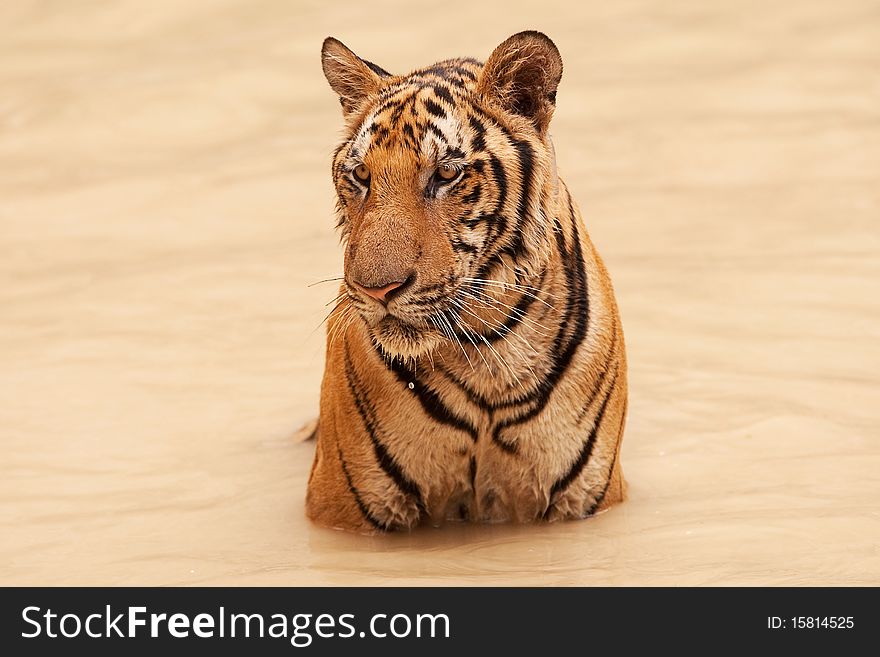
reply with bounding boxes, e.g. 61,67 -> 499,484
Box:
321,37 -> 391,116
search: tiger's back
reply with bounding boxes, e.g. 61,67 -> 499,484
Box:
306,32 -> 627,532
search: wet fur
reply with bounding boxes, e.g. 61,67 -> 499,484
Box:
306,32 -> 627,532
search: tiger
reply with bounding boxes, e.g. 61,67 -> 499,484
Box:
304,31 -> 628,532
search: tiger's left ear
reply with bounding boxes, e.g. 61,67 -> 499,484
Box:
477,31 -> 563,135
321,37 -> 392,116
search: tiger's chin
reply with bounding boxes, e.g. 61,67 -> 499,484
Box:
369,315 -> 444,361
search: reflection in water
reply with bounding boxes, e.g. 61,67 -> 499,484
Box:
0,0 -> 878,585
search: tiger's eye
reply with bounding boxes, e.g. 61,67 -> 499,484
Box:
353,164 -> 370,184
436,165 -> 458,181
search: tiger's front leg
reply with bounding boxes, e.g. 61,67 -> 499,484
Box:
306,367 -> 424,533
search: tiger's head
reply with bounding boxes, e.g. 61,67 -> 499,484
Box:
321,32 -> 563,360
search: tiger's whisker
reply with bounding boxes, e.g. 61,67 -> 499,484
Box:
447,306 -> 493,373
453,300 -> 539,385
437,309 -> 474,372
450,301 -> 524,384
461,276 -> 557,305
324,292 -> 348,307
307,276 -> 345,288
458,289 -> 555,336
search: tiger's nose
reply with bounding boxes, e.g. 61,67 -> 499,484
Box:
352,278 -> 408,304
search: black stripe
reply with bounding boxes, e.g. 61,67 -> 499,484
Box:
490,203 -> 590,450
415,65 -> 477,83
452,238 -> 479,254
468,114 -> 487,151
512,139 -> 534,230
576,318 -> 618,425
360,58 -> 392,78
496,138 -> 535,265
493,434 -> 518,454
585,399 -> 627,516
408,292 -> 450,307
483,154 -> 509,248
468,104 -> 542,262
389,91 -> 417,126
460,216 -> 486,230
369,124 -> 390,146
344,346 -> 426,512
425,121 -> 447,143
460,213 -> 488,230
339,179 -> 360,197
542,366 -> 619,518
462,184 -> 482,205
337,446 -> 387,531
375,344 -> 479,442
551,217 -> 566,253
412,281 -> 446,296
423,98 -> 446,119
373,97 -> 402,117
430,84 -> 455,105
402,122 -> 418,150
406,279 -> 452,306
470,123 -> 522,283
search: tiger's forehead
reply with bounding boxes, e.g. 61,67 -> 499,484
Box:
348,59 -> 483,163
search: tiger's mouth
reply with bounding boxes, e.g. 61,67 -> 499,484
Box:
370,314 -> 444,360
346,277 -> 456,360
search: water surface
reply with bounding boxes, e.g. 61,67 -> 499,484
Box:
1,0 -> 878,585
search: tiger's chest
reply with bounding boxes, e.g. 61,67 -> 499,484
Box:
366,362 -> 609,525
321,259 -> 625,530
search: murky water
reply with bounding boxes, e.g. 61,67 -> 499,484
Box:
1,0 -> 878,585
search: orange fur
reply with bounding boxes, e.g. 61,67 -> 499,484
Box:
306,32 -> 627,532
